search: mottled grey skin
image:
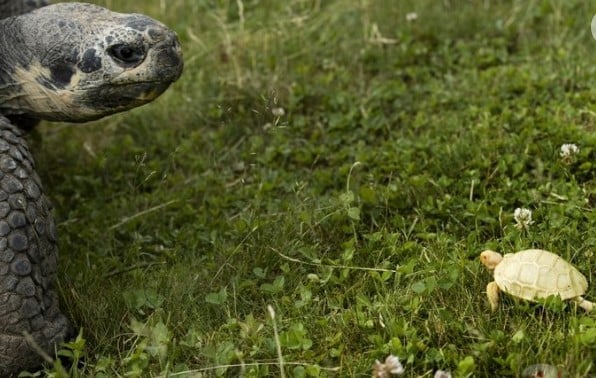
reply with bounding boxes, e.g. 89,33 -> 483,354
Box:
0,1 -> 182,375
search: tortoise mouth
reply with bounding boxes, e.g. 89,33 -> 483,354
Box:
77,80 -> 175,119
24,79 -> 178,123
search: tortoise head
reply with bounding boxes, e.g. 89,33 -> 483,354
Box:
0,2 -> 183,122
480,250 -> 503,270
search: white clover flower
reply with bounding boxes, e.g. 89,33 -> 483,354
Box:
271,107 -> 285,117
559,143 -> 579,164
384,355 -> 405,375
372,355 -> 405,377
406,12 -> 418,22
514,207 -> 534,230
434,370 -> 452,378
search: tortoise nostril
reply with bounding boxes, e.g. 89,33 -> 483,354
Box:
148,28 -> 166,41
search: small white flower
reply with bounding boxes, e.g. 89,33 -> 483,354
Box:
513,207 -> 534,230
384,355 -> 405,375
406,12 -> 418,22
271,107 -> 285,117
559,143 -> 579,164
372,355 -> 405,377
560,143 -> 579,156
434,370 -> 452,378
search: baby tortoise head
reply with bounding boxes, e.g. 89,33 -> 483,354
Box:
1,2 -> 183,122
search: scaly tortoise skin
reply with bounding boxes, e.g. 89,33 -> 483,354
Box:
0,1 -> 182,375
480,249 -> 593,312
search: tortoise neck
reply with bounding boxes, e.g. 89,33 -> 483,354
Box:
0,18 -> 38,125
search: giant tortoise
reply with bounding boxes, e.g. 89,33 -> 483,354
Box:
0,0 -> 183,374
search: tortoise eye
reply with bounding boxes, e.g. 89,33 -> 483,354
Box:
108,44 -> 145,66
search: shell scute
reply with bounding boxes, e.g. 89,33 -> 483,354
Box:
517,262 -> 538,286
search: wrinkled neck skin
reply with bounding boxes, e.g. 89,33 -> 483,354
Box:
0,14 -> 92,124
0,13 -> 103,122
0,18 -> 47,127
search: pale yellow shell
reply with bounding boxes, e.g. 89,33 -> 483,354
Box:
494,249 -> 588,301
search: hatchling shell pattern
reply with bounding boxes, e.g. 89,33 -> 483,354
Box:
494,249 -> 588,301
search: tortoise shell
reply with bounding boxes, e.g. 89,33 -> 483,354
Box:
494,249 -> 588,301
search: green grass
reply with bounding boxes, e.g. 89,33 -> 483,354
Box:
27,0 -> 595,376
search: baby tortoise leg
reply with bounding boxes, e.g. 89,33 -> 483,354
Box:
0,118 -> 71,376
573,297 -> 594,312
486,281 -> 500,312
